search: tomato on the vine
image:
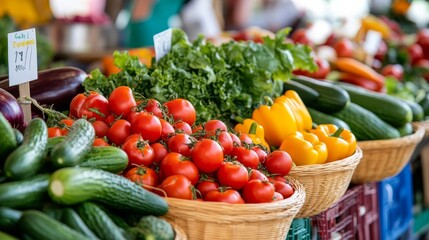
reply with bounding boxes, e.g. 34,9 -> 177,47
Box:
167,133 -> 195,157
93,138 -> 110,146
196,180 -> 219,198
264,150 -> 293,176
59,119 -> 74,135
69,93 -> 87,118
159,118 -> 175,140
143,99 -> 164,118
216,131 -> 233,155
230,146 -> 259,169
122,134 -> 155,168
238,133 -> 253,145
273,181 -> 294,199
124,166 -> 158,191
92,120 -> 109,138
242,179 -> 275,203
252,146 -> 268,164
160,152 -> 200,185
158,175 -> 195,200
217,162 -> 249,190
48,127 -> 62,138
151,142 -> 168,165
204,189 -> 245,204
204,119 -> 228,136
131,112 -> 162,143
229,133 -> 241,147
164,99 -> 196,126
107,119 -> 131,146
174,121 -> 192,135
78,92 -> 111,122
191,139 -> 224,173
249,169 -> 269,182
108,86 -> 136,118
273,192 -> 284,201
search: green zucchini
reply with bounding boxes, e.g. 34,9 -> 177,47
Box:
76,202 -> 126,240
48,167 -> 168,216
0,207 -> 22,230
307,107 -> 351,130
0,231 -> 18,240
50,119 -> 95,169
336,82 -> 412,127
4,118 -> 48,179
133,215 -> 174,240
42,202 -> 64,221
78,146 -> 129,174
401,99 -> 424,122
332,103 -> 401,141
0,112 -> 17,162
0,174 -> 49,209
61,208 -> 99,240
13,129 -> 23,146
283,80 -> 320,105
292,76 -> 350,113
397,122 -> 414,137
19,210 -> 91,240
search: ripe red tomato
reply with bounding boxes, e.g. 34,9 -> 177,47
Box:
93,138 -> 110,146
159,118 -> 175,140
69,93 -> 87,118
143,99 -> 163,118
92,120 -> 109,138
151,142 -> 168,165
204,119 -> 228,136
124,166 -> 158,191
408,43 -> 424,64
291,29 -> 312,45
204,189 -> 245,204
217,131 -> 233,155
167,133 -> 195,157
122,135 -> 155,167
249,169 -> 269,182
131,112 -> 162,143
107,119 -> 131,146
334,38 -> 354,58
78,92 -> 111,122
48,127 -> 62,138
173,121 -> 192,135
264,150 -> 293,176
105,114 -> 117,127
191,139 -> 224,173
252,146 -> 268,164
375,40 -> 388,61
242,179 -> 275,203
238,133 -> 253,145
158,175 -> 194,200
273,192 -> 284,201
217,162 -> 249,190
381,64 -> 404,80
416,28 -> 429,59
197,180 -> 219,198
229,133 -> 241,147
230,147 -> 259,169
293,57 -> 330,79
273,181 -> 294,199
108,86 -> 136,118
59,119 -> 75,135
160,152 -> 200,185
164,99 -> 196,126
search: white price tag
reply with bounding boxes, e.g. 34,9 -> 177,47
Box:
153,28 -> 172,62
7,28 -> 38,86
363,30 -> 382,56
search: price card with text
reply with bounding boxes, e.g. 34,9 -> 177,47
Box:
153,28 -> 172,62
8,28 -> 38,86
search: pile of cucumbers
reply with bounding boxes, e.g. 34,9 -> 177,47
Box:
284,75 -> 423,141
0,114 -> 174,240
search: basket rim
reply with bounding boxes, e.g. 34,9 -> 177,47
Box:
164,176 -> 305,214
357,123 -> 424,149
288,147 -> 362,176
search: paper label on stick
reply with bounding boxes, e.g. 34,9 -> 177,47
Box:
153,28 -> 172,62
8,28 -> 38,86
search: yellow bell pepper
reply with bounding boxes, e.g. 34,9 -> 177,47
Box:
234,119 -> 269,150
275,90 -> 313,131
279,131 -> 328,165
252,98 -> 297,147
309,124 -> 357,163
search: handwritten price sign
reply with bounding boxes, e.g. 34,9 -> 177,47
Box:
8,28 -> 38,86
153,28 -> 172,62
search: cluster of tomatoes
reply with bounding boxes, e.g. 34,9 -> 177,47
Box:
55,86 -> 295,204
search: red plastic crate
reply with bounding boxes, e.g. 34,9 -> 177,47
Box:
312,185 -> 361,240
357,182 -> 380,240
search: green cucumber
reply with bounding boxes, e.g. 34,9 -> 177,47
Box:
133,215 -> 174,240
418,93 -> 429,117
307,107 -> 351,130
283,80 -> 320,105
0,112 -> 17,162
19,210 -> 91,240
397,122 -> 414,137
13,129 -> 23,146
48,167 -> 168,216
45,136 -> 66,158
50,119 -> 95,169
4,118 -> 48,179
292,76 -> 350,113
0,174 -> 49,209
332,103 -> 401,141
42,203 -> 64,221
336,82 -> 412,127
0,231 -> 18,240
76,202 -> 126,240
401,99 -> 424,122
78,146 -> 129,173
61,208 -> 99,239
0,207 -> 22,230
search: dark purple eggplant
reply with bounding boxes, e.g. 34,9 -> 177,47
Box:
0,67 -> 86,117
0,88 -> 25,129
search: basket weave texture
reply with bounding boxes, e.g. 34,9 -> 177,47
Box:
163,177 -> 305,240
288,147 -> 362,218
351,124 -> 424,183
414,120 -> 429,137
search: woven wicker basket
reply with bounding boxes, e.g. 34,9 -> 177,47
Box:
414,120 -> 429,137
288,147 -> 362,218
163,177 -> 305,240
351,124 -> 424,183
